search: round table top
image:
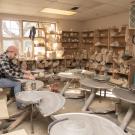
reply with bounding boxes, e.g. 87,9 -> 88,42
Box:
58,72 -> 80,79
49,113 -> 125,135
113,87 -> 135,104
16,90 -> 44,104
37,90 -> 65,117
80,78 -> 114,90
67,69 -> 82,74
81,70 -> 95,76
67,69 -> 95,76
16,90 -> 65,117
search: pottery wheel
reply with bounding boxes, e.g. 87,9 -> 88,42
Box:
80,78 -> 113,90
113,88 -> 135,104
49,113 -> 125,135
58,72 -> 80,80
37,90 -> 65,117
67,69 -> 82,74
16,90 -> 65,116
15,91 -> 43,105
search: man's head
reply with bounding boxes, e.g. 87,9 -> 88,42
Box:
6,46 -> 18,59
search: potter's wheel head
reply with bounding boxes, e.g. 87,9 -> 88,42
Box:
16,91 -> 42,105
37,91 -> 65,117
49,113 -> 125,135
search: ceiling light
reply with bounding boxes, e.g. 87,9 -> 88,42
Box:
41,8 -> 76,16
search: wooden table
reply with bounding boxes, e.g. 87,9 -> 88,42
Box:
80,78 -> 114,111
58,72 -> 80,95
113,87 -> 135,131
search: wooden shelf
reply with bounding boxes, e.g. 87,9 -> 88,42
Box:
114,72 -> 128,76
62,31 -> 80,64
62,42 -> 79,43
82,37 -> 94,38
64,47 -> 78,49
110,35 -> 125,38
95,45 -> 108,47
95,36 -> 108,38
110,46 -> 125,48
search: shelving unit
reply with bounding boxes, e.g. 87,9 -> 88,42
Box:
19,26 -> 133,87
62,31 -> 79,55
81,31 -> 94,45
109,26 -> 129,86
94,29 -> 109,49
81,26 -> 131,88
81,31 -> 95,60
109,26 -> 126,50
62,31 -> 80,68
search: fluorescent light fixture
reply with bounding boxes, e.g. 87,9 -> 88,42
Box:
41,8 -> 76,16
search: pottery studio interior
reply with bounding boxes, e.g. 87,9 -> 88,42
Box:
1,0 -> 135,135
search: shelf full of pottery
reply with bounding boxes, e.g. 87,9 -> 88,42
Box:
39,59 -> 66,73
94,29 -> 109,48
88,48 -> 113,72
81,31 -> 94,45
110,50 -> 129,88
88,48 -> 129,88
62,31 -> 79,44
109,26 -> 126,49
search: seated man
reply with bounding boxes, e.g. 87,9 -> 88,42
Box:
0,45 -> 35,108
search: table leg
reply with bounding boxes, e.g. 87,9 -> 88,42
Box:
60,80 -> 72,96
82,89 -> 97,111
30,104 -> 34,134
120,105 -> 135,131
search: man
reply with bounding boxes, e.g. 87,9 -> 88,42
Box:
0,45 -> 35,108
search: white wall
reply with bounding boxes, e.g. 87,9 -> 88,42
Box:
0,13 -> 82,31
82,11 -> 129,30
0,11 -> 129,31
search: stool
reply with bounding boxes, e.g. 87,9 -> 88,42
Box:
0,89 -> 9,120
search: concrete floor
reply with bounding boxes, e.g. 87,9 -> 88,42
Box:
2,96 -> 134,135
1,80 -> 135,135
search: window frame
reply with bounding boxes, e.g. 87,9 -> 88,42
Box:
0,19 -> 57,57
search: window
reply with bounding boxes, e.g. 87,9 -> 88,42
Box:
23,39 -> 33,55
39,22 -> 56,33
23,21 -> 38,37
2,20 -> 21,53
1,19 -> 57,58
3,40 -> 21,53
2,20 -> 20,38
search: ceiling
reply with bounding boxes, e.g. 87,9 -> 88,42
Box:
0,0 -> 131,21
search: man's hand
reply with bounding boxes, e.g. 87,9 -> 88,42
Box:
23,74 -> 35,80
23,70 -> 31,75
